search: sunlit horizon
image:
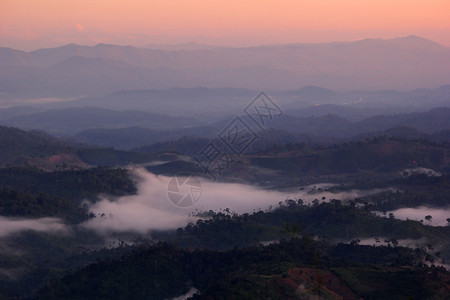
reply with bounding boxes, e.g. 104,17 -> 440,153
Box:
2,0 -> 449,50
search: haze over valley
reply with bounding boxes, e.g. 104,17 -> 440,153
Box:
1,0 -> 450,298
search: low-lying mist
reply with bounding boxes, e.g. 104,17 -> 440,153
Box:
81,168 -> 289,234
386,206 -> 450,226
81,168 -> 391,234
0,216 -> 67,237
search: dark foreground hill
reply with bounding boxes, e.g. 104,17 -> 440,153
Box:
33,241 -> 449,299
32,201 -> 450,300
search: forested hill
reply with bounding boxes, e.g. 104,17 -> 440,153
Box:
0,126 -> 73,165
0,125 -> 166,168
32,201 -> 450,299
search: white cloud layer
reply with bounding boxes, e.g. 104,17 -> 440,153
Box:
387,206 -> 450,226
81,168 -> 391,234
0,216 -> 67,237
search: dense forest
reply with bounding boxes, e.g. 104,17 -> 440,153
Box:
33,238 -> 449,300
0,198 -> 448,299
0,125 -> 449,299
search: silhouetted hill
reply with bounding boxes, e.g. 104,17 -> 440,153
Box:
142,41 -> 229,51
0,126 -> 72,165
356,107 -> 450,134
0,47 -> 34,66
4,107 -> 197,135
250,137 -> 449,176
135,129 -> 325,156
282,85 -> 337,99
0,125 -> 168,168
73,126 -> 217,150
53,87 -> 258,115
0,57 -> 184,98
135,136 -> 211,155
67,107 -> 450,151
431,130 -> 450,143
271,107 -> 450,137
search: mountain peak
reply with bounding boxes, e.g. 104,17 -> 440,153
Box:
59,43 -> 83,49
394,35 -> 447,49
94,43 -> 132,48
350,35 -> 446,49
378,35 -> 445,49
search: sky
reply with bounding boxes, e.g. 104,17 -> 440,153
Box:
1,0 -> 449,50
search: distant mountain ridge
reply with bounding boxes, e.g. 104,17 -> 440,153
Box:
1,36 -> 449,99
20,83 -> 447,118
2,107 -> 198,135
69,107 -> 450,150
270,107 -> 450,137
2,35 -> 447,67
142,42 -> 229,51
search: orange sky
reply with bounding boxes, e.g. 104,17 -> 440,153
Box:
1,0 -> 449,50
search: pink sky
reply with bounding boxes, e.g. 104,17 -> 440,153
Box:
1,0 -> 449,50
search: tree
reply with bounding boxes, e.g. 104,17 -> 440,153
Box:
350,239 -> 360,246
390,238 -> 399,247
425,215 -> 432,224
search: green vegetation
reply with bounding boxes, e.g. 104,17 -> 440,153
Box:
348,174 -> 450,210
32,238 -> 449,300
0,167 -> 136,201
0,189 -> 87,221
0,166 -> 136,223
251,137 -> 448,176
162,201 -> 450,261
1,197 -> 447,299
1,125 -> 449,299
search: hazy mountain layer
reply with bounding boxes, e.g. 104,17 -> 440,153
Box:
1,36 -> 449,100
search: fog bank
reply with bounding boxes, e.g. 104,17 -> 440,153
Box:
386,206 -> 450,226
81,168 -> 391,234
0,216 -> 67,237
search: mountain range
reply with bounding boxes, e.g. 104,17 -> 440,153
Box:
1,36 -> 449,101
70,107 -> 450,150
